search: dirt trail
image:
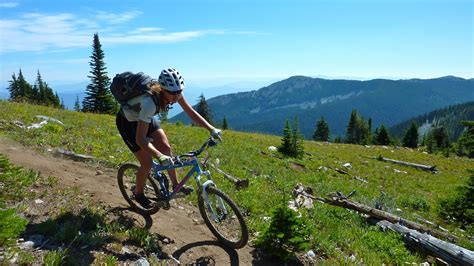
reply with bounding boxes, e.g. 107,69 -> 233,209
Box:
0,136 -> 258,265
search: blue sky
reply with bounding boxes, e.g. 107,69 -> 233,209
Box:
0,0 -> 472,93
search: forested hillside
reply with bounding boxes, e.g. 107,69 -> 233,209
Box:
390,101 -> 474,141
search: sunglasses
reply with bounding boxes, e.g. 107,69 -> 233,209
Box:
164,89 -> 182,95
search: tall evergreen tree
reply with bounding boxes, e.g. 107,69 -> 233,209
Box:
195,94 -> 213,125
222,116 -> 229,130
16,69 -> 32,100
278,120 -> 292,156
345,110 -> 359,144
373,125 -> 391,145
292,116 -> 305,158
345,109 -> 369,144
402,121 -> 419,148
7,73 -> 20,101
313,116 -> 330,141
74,95 -> 81,111
82,33 -> 115,113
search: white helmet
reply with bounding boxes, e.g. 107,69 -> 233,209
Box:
158,68 -> 186,92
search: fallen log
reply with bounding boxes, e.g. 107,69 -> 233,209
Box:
369,218 -> 474,265
293,187 -> 458,242
205,161 -> 249,189
373,156 -> 438,173
55,149 -> 95,162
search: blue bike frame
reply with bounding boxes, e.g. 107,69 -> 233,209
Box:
151,154 -> 215,202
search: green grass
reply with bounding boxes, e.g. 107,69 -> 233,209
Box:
1,100 -> 473,263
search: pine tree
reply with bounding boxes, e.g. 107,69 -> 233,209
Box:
345,109 -> 369,144
82,33 -> 115,114
16,69 -> 32,101
74,95 -> 81,111
7,73 -> 20,101
313,116 -> 329,141
222,116 -> 229,130
278,120 -> 292,156
345,110 -> 359,144
292,116 -> 305,158
34,70 -> 46,104
195,94 -> 213,125
402,121 -> 419,148
373,125 -> 391,145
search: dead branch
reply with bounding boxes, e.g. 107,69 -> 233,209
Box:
55,149 -> 95,162
205,161 -> 249,189
373,156 -> 438,173
294,187 -> 459,242
370,218 -> 473,265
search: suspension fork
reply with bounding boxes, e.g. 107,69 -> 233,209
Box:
200,170 -> 228,222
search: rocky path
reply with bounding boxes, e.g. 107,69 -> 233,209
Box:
0,136 -> 259,265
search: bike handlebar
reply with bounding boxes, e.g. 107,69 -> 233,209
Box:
175,137 -> 219,160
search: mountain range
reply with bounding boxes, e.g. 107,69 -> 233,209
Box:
171,76 -> 474,139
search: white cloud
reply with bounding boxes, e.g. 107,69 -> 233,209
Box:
0,11 -> 258,53
95,11 -> 142,24
0,2 -> 18,8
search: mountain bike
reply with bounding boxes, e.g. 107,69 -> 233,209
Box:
117,137 -> 248,249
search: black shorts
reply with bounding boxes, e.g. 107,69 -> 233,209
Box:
116,111 -> 161,153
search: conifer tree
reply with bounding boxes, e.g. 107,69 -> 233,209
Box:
7,73 -> 20,101
292,116 -> 305,158
402,121 -> 419,148
16,69 -> 32,100
82,33 -> 115,113
195,94 -> 213,125
345,110 -> 359,144
313,116 -> 330,141
345,109 -> 369,144
74,95 -> 81,111
373,125 -> 390,145
278,120 -> 292,156
222,116 -> 229,130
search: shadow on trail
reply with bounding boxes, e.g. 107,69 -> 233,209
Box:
171,240 -> 239,266
108,206 -> 154,229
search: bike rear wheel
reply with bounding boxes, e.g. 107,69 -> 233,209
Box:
198,186 -> 248,249
117,163 -> 161,215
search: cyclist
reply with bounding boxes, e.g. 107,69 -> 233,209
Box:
116,68 -> 222,209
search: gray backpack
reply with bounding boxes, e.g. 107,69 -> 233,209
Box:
110,72 -> 160,112
110,72 -> 153,103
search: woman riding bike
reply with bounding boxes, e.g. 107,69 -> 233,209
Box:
115,68 -> 222,208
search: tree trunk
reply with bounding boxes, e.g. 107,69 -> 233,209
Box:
374,156 -> 438,173
370,218 -> 474,265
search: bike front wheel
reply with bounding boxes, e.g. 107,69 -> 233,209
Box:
117,163 -> 161,215
198,186 -> 248,249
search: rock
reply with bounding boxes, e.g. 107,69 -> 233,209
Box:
349,254 -> 356,262
306,250 -> 316,258
96,170 -> 103,175
136,258 -> 150,266
267,146 -> 278,151
122,246 -> 133,254
34,199 -> 44,204
318,166 -> 328,171
343,163 -> 352,169
19,241 -> 35,250
162,238 -> 170,244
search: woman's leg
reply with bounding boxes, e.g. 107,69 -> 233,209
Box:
150,129 -> 179,186
132,149 -> 153,195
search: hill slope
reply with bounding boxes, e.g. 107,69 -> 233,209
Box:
1,100 -> 473,263
172,76 -> 474,139
389,101 -> 474,141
